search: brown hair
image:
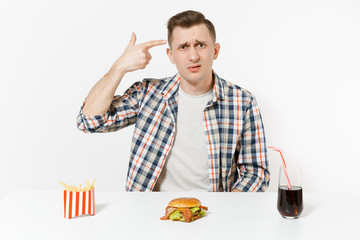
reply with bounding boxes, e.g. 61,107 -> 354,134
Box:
167,10 -> 216,46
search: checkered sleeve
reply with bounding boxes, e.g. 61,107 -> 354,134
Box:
76,81 -> 144,133
232,94 -> 270,192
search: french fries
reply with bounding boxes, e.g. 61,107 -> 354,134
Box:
59,178 -> 96,192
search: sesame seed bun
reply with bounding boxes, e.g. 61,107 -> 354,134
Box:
168,197 -> 201,208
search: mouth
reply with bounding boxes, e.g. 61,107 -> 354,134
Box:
187,64 -> 201,73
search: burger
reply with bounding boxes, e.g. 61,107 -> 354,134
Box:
160,197 -> 208,223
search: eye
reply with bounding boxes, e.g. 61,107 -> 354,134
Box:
179,45 -> 187,50
197,43 -> 206,48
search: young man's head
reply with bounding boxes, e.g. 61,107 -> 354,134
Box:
166,10 -> 220,93
167,10 -> 216,45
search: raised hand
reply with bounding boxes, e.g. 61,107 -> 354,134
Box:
115,33 -> 167,73
82,33 -> 166,116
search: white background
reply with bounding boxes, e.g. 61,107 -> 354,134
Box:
1,0 -> 359,199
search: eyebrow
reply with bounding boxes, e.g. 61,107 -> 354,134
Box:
195,40 -> 208,44
176,40 -> 208,47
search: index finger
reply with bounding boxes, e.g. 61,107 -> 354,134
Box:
139,40 -> 167,49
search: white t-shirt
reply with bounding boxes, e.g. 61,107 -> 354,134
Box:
154,87 -> 213,191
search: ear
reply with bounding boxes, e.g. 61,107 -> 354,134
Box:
167,48 -> 175,64
213,43 -> 220,60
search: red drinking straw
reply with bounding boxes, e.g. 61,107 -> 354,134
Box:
268,146 -> 292,190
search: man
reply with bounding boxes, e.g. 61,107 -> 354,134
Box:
77,10 -> 270,192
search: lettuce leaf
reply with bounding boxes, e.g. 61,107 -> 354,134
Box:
191,207 -> 206,217
169,210 -> 184,221
190,207 -> 200,214
169,207 -> 206,221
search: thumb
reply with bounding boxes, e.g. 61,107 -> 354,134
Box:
127,32 -> 136,47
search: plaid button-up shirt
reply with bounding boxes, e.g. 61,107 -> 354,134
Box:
77,73 -> 270,192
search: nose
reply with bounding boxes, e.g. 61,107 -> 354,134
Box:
188,46 -> 200,62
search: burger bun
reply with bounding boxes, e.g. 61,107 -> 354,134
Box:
168,197 -> 201,208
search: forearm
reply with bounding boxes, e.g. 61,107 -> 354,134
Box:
232,164 -> 270,192
81,33 -> 165,116
82,64 -> 126,116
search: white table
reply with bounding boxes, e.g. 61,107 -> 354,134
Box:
0,191 -> 359,240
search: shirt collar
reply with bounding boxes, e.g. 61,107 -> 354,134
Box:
212,72 -> 225,102
161,74 -> 180,100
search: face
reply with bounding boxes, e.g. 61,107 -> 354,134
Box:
167,24 -> 220,87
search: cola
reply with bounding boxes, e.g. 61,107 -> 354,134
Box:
277,185 -> 303,219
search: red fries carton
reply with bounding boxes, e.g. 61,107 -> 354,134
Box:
60,179 -> 96,219
63,188 -> 95,219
